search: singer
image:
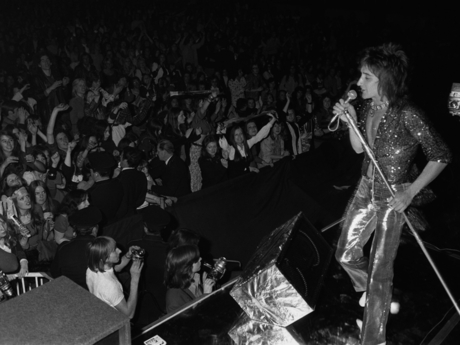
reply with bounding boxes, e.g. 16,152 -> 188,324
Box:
333,43 -> 451,345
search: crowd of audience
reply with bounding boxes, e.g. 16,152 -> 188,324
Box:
2,0 -> 445,322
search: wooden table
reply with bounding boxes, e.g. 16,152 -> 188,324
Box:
0,276 -> 131,345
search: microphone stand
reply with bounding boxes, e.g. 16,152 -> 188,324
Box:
343,111 -> 460,316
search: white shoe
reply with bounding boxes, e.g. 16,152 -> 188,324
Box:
356,318 -> 363,332
359,291 -> 366,307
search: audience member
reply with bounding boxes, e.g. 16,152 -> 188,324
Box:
219,114 -> 276,178
87,152 -> 124,226
50,205 -> 101,289
198,135 -> 228,189
164,244 -> 214,313
0,216 -> 28,277
54,190 -> 90,244
86,236 -> 144,319
150,140 -> 191,198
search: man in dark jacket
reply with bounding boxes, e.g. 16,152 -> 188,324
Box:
150,140 -> 191,198
117,147 -> 147,217
50,206 -> 101,289
118,147 -> 171,232
88,152 -> 125,226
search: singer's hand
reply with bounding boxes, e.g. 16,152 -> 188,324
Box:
388,189 -> 414,213
333,99 -> 357,124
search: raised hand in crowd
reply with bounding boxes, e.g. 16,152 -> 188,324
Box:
17,107 -> 29,124
46,80 -> 63,95
1,156 -> 19,173
51,152 -> 61,168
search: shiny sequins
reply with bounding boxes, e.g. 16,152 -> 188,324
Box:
359,101 -> 452,184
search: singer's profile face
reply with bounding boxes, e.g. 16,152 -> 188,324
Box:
357,66 -> 380,101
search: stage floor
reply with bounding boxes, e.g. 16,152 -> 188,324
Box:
134,140 -> 460,344
133,203 -> 460,344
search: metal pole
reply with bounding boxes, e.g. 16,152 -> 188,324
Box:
343,111 -> 460,316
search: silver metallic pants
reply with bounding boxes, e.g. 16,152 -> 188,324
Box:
336,177 -> 406,345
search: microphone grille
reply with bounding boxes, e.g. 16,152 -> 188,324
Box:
347,90 -> 358,101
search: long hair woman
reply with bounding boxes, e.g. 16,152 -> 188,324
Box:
0,215 -> 29,277
258,121 -> 289,168
164,244 -> 215,313
7,186 -> 47,267
0,130 -> 22,177
198,135 -> 228,189
219,113 -> 276,179
29,180 -> 59,216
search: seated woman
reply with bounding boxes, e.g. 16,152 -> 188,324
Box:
29,180 -> 59,235
6,186 -> 46,266
164,244 -> 215,313
0,130 -> 24,178
219,113 -> 276,179
86,236 -> 143,319
1,170 -> 26,196
198,135 -> 228,190
0,216 -> 28,277
258,121 -> 289,168
54,190 -> 89,244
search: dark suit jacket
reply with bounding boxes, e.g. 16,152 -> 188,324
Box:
50,235 -> 95,289
88,178 -> 124,226
117,168 -> 147,217
150,155 -> 191,197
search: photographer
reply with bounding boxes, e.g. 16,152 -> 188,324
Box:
86,236 -> 144,319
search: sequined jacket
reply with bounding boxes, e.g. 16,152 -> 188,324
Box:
358,100 -> 452,185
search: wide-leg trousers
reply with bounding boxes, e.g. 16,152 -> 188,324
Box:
336,177 -> 406,345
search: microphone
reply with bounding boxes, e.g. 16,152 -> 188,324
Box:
329,90 -> 358,125
343,89 -> 358,104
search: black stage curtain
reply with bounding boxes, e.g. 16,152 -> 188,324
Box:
171,137 -> 362,266
172,158 -> 324,266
